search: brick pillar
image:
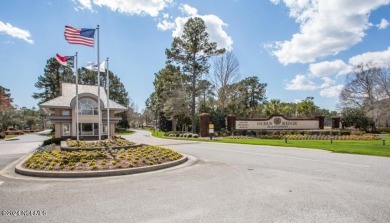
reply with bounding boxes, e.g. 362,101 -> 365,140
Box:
316,116 -> 325,129
227,115 -> 236,131
331,117 -> 340,129
199,113 -> 210,137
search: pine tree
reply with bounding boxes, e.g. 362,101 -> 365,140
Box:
32,57 -> 74,103
166,17 -> 225,133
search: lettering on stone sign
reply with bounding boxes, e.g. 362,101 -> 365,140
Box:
282,121 -> 297,125
257,122 -> 273,125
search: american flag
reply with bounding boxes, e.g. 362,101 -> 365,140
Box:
64,25 -> 95,47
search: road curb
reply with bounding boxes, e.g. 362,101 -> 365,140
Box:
15,153 -> 188,178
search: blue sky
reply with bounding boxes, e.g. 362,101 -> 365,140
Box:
0,0 -> 389,112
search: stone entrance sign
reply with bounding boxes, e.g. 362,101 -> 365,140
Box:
236,116 -> 323,130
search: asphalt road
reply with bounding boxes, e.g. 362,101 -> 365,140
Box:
0,130 -> 389,223
0,130 -> 51,170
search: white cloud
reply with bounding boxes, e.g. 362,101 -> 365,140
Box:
309,59 -> 352,77
270,0 -> 281,5
320,85 -> 344,98
285,74 -> 318,90
0,21 -> 33,44
319,77 -> 335,88
349,46 -> 390,66
158,4 -> 233,51
74,0 -> 172,17
162,13 -> 169,19
269,0 -> 390,65
179,4 -> 197,16
157,20 -> 175,31
74,0 -> 93,11
377,18 -> 389,29
285,46 -> 390,97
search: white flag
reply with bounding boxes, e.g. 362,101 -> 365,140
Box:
86,61 -> 105,72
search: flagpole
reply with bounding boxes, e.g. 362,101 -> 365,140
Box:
106,57 -> 110,139
97,25 -> 101,142
75,52 -> 79,141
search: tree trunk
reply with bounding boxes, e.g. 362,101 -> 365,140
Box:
172,116 -> 177,131
192,71 -> 196,133
191,54 -> 196,134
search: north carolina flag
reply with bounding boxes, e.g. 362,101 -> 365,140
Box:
55,54 -> 74,67
64,25 -> 95,47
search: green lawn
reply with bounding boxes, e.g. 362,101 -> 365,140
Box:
118,130 -> 136,135
217,136 -> 390,157
145,128 -> 165,137
147,129 -> 390,157
5,135 -> 18,139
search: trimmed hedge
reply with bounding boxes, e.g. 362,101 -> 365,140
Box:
43,137 -> 63,146
164,131 -> 185,137
4,130 -> 24,135
166,132 -> 199,138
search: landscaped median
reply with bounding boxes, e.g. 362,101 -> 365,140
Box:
15,139 -> 187,178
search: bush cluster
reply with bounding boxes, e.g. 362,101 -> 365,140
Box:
164,131 -> 185,137
0,133 -> 5,139
226,136 -> 255,139
257,134 -> 380,140
66,137 -> 134,148
115,127 -> 127,133
43,137 -> 63,145
167,133 -> 199,138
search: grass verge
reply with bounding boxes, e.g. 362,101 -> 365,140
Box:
118,130 -> 136,135
149,131 -> 390,157
5,135 -> 18,139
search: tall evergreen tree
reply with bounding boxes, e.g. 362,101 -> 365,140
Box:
240,76 -> 267,117
151,65 -> 190,131
196,79 -> 215,113
33,57 -> 74,103
33,58 -> 129,107
166,17 -> 225,133
78,68 -> 129,107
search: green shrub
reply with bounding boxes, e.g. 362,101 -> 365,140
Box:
330,131 -> 339,136
43,137 -> 63,146
116,127 -> 127,133
164,131 -> 185,136
340,130 -> 351,136
351,129 -> 365,135
0,133 -> 5,139
248,130 -> 256,136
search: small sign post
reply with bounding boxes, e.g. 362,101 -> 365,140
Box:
209,123 -> 214,140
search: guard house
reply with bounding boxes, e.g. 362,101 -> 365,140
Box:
40,83 -> 127,139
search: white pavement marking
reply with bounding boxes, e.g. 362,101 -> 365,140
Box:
0,181 -> 4,186
190,146 -> 371,168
